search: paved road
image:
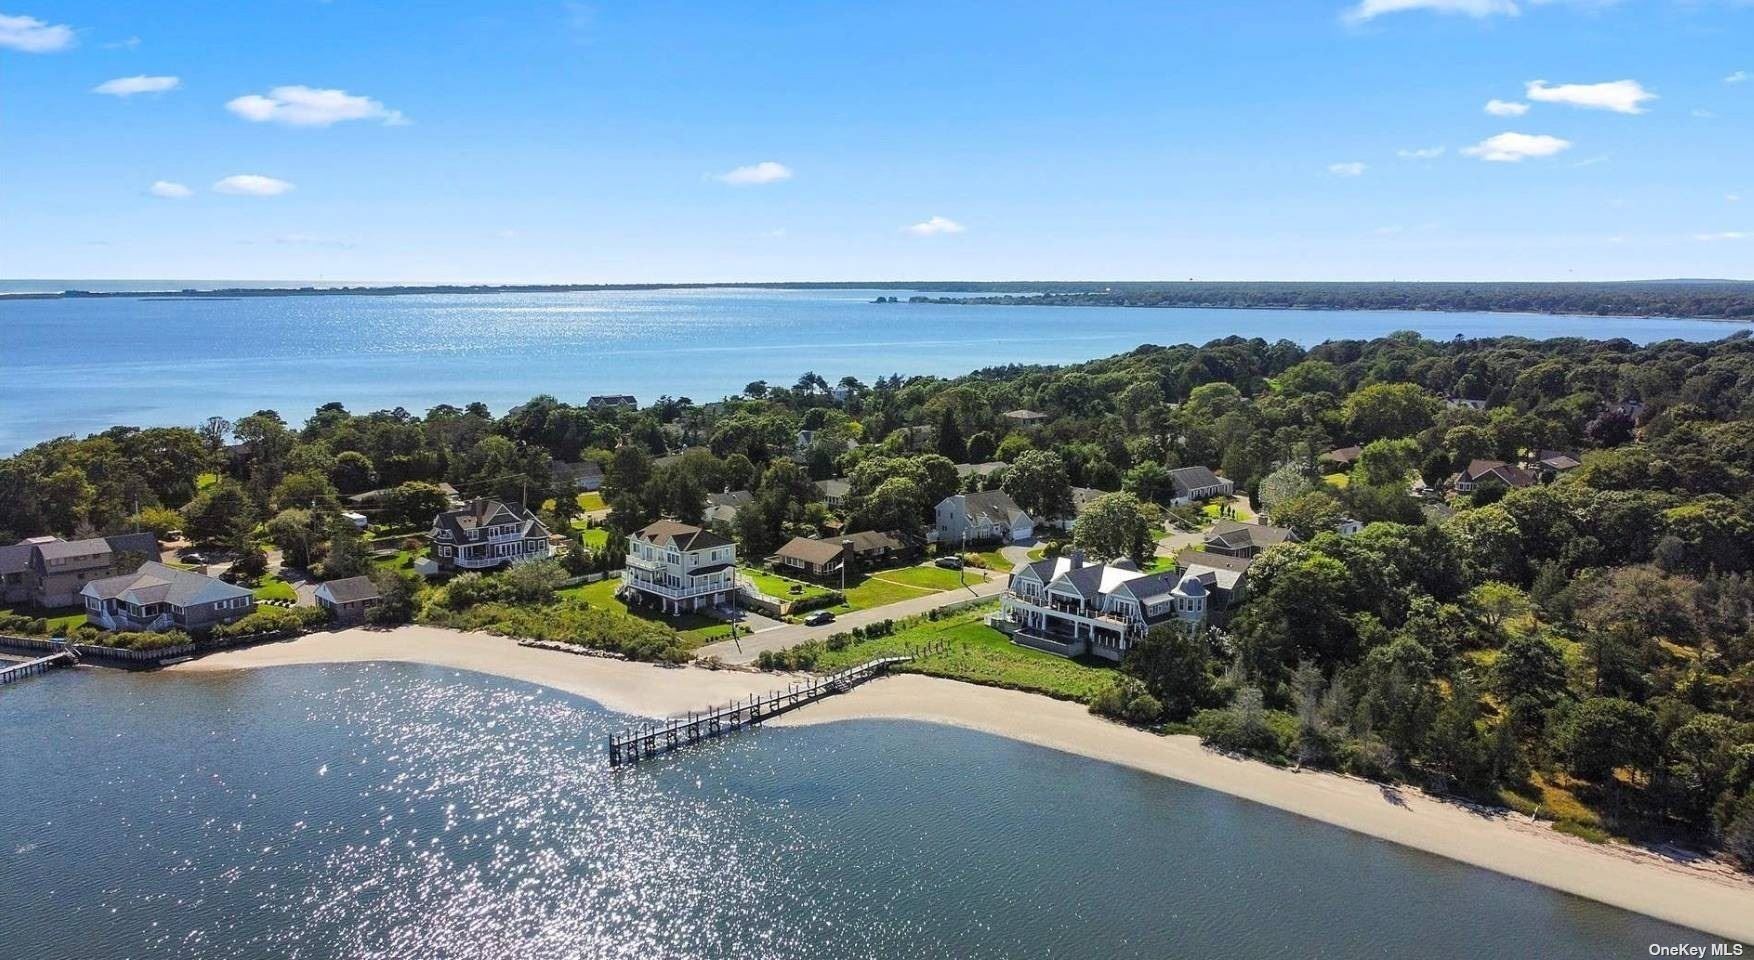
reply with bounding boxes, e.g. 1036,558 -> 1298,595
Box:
697,560 -> 1016,665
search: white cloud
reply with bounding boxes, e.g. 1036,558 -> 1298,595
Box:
1328,161 -> 1367,176
1525,79 -> 1656,114
213,174 -> 295,196
1344,0 -> 1517,23
1694,231 -> 1748,241
1725,71 -> 1749,85
149,180 -> 192,199
905,216 -> 966,236
0,12 -> 74,52
713,161 -> 793,185
93,75 -> 181,97
226,86 -> 407,127
1461,131 -> 1572,162
1397,146 -> 1445,159
1729,194 -> 1743,203
1485,99 -> 1530,117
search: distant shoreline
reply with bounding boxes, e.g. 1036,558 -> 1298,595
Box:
4,279 -> 1754,322
175,626 -> 1754,944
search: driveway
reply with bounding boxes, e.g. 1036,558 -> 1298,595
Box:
696,571 -> 1006,665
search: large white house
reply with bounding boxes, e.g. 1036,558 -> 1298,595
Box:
428,499 -> 552,572
934,490 -> 1034,546
621,520 -> 739,614
998,552 -> 1207,661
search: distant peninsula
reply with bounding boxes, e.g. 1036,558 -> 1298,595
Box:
5,279 -> 1754,320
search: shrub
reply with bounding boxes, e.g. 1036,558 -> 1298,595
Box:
1338,736 -> 1398,781
85,629 -> 194,651
1192,688 -> 1294,761
212,605 -> 328,638
420,599 -> 691,663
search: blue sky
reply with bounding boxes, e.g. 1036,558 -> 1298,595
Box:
1,0 -> 1750,282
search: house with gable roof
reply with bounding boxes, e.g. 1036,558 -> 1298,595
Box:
934,490 -> 1035,546
621,520 -> 739,614
998,550 -> 1208,661
427,499 -> 552,572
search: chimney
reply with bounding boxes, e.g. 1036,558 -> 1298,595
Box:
1068,548 -> 1084,570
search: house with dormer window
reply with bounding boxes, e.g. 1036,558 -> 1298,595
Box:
998,551 -> 1207,661
621,520 -> 739,614
427,499 -> 552,572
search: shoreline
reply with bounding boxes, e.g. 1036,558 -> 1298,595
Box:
171,625 -> 1754,944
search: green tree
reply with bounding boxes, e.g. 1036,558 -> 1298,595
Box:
1072,492 -> 1152,564
1466,581 -> 1530,635
1493,632 -> 1570,738
1122,623 -> 1214,720
265,508 -> 322,569
1002,450 -> 1073,523
1343,383 -> 1439,443
182,479 -> 256,546
129,505 -> 184,539
1553,697 -> 1658,782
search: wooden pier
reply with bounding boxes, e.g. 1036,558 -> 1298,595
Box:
607,640 -> 947,766
0,644 -> 80,686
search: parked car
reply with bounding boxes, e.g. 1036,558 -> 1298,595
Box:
802,610 -> 835,626
934,556 -> 964,569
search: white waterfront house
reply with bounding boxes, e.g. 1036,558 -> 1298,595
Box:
998,551 -> 1207,661
428,499 -> 553,572
621,520 -> 739,614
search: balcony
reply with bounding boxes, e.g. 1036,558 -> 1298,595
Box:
621,571 -> 734,600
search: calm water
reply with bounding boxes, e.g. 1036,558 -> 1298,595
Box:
1,285 -> 1745,453
0,663 -> 1724,959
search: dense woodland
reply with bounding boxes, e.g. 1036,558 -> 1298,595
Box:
915,280 -> 1754,319
13,280 -> 1754,320
5,328 -> 1754,865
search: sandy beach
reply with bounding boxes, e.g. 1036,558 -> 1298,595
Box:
175,625 -> 1754,944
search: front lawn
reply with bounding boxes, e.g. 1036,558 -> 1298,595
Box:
805,606 -> 1116,704
250,578 -> 299,603
558,577 -> 733,643
577,491 -> 607,512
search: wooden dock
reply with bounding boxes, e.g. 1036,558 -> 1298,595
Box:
607,640 -> 946,766
0,645 -> 80,686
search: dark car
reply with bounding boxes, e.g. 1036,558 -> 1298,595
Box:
803,610 -> 835,626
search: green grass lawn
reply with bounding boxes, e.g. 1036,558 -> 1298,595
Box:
809,606 -> 1116,704
960,548 -> 1013,571
2,604 -> 87,633
558,577 -> 732,643
741,567 -> 836,604
370,542 -> 431,572
251,578 -> 299,603
573,525 -> 609,550
577,491 -> 607,512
